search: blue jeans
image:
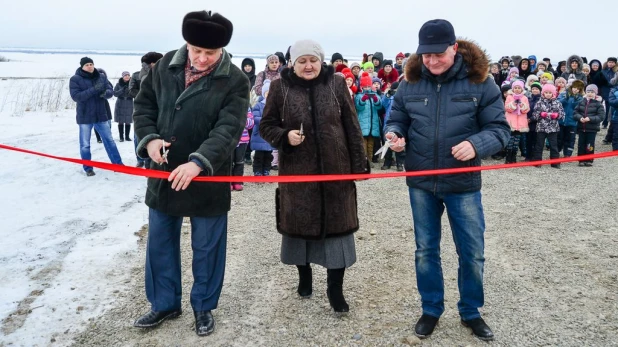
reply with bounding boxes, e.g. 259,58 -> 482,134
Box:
145,208 -> 228,312
79,121 -> 123,172
133,135 -> 151,167
409,187 -> 486,320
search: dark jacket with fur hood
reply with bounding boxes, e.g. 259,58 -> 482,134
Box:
561,55 -> 587,84
133,45 -> 250,217
260,65 -> 369,240
384,40 -> 510,194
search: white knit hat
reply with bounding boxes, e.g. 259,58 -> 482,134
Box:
289,39 -> 325,65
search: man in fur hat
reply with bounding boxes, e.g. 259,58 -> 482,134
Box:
132,10 -> 249,337
384,19 -> 509,342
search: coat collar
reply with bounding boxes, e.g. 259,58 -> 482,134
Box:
169,44 -> 232,79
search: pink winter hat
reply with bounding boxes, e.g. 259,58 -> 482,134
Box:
512,80 -> 525,90
542,84 -> 557,97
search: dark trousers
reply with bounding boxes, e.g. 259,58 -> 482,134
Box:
577,131 -> 597,163
604,120 -> 614,143
253,150 -> 273,173
557,125 -> 577,157
383,148 -> 405,166
145,208 -> 228,312
613,120 -> 618,151
602,99 -> 610,127
232,144 -> 248,184
534,132 -> 558,162
118,123 -> 131,140
526,131 -> 537,160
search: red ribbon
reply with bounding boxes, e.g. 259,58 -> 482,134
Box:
1,143 -> 617,183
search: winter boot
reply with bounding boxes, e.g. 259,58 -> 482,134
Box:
125,124 -> 132,141
326,268 -> 349,313
118,124 -> 124,142
296,264 -> 312,297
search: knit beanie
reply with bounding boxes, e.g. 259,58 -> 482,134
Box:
536,61 -> 547,69
509,67 -> 519,75
382,60 -> 393,68
360,72 -> 372,88
331,52 -> 344,63
362,62 -> 375,70
122,71 -> 131,77
542,84 -> 557,97
267,54 -> 279,64
555,77 -> 567,86
541,72 -> 554,81
526,75 -> 539,85
530,82 -> 542,92
80,57 -> 94,67
396,52 -> 405,59
586,84 -> 598,94
350,62 -> 361,70
511,80 -> 525,91
262,79 -> 271,97
289,39 -> 325,65
182,10 -> 233,49
372,77 -> 382,87
343,71 -> 354,81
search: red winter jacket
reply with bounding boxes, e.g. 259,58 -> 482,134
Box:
377,68 -> 399,91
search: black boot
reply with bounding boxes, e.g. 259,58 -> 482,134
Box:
297,264 -> 312,297
461,317 -> 494,341
326,268 -> 349,313
125,124 -> 132,141
415,314 -> 440,339
133,309 -> 182,328
118,124 -> 124,142
194,310 -> 215,336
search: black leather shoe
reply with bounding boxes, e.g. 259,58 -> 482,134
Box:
414,314 -> 439,339
461,317 -> 494,341
195,311 -> 215,336
133,309 -> 182,328
396,164 -> 404,172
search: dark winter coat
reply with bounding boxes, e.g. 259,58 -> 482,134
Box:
259,65 -> 369,240
561,55 -> 587,84
558,91 -> 584,128
133,45 -> 250,217
372,52 -> 384,71
609,87 -> 618,122
573,98 -> 604,132
113,78 -> 134,123
69,68 -> 113,124
528,94 -> 541,132
384,40 -> 510,194
250,100 -> 273,151
129,63 -> 152,98
241,58 -> 256,88
531,98 -> 565,133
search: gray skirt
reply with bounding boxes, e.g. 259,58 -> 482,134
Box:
280,234 -> 356,269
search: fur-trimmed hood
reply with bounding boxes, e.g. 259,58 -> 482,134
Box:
566,54 -> 584,74
404,39 -> 490,84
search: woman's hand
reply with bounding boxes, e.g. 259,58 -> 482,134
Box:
287,130 -> 305,146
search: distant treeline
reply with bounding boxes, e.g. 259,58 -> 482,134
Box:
0,48 -> 268,60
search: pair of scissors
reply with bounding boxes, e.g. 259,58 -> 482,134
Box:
374,139 -> 392,160
299,123 -> 304,137
160,139 -> 169,165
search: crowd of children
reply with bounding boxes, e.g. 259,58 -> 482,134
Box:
228,52 -> 618,188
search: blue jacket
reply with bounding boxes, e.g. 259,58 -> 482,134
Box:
558,92 -> 583,127
354,92 -> 383,137
384,40 -> 510,194
609,87 -> 618,122
382,93 -> 395,124
250,100 -> 273,151
69,68 -> 113,124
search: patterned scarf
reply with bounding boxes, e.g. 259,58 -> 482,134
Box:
184,53 -> 223,89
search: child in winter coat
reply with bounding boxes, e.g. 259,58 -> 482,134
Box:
526,82 -> 543,161
557,79 -> 585,157
573,84 -> 605,166
394,52 -> 405,75
355,72 -> 383,161
343,69 -> 357,98
504,80 -> 530,163
555,77 -> 567,95
525,75 -> 539,93
231,109 -> 255,191
380,82 -> 404,170
540,72 -> 554,85
377,60 -> 399,92
532,84 -> 565,167
250,80 -> 274,176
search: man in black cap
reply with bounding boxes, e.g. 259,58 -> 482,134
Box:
69,57 -> 124,176
384,19 -> 509,341
132,10 -> 249,337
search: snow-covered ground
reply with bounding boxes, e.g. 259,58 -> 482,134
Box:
0,51 -> 162,345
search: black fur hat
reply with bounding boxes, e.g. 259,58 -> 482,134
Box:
142,52 -> 163,65
182,10 -> 233,49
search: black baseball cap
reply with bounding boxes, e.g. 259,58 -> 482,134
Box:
416,19 -> 457,55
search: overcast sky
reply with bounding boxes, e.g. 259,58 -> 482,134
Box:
1,0 -> 615,63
